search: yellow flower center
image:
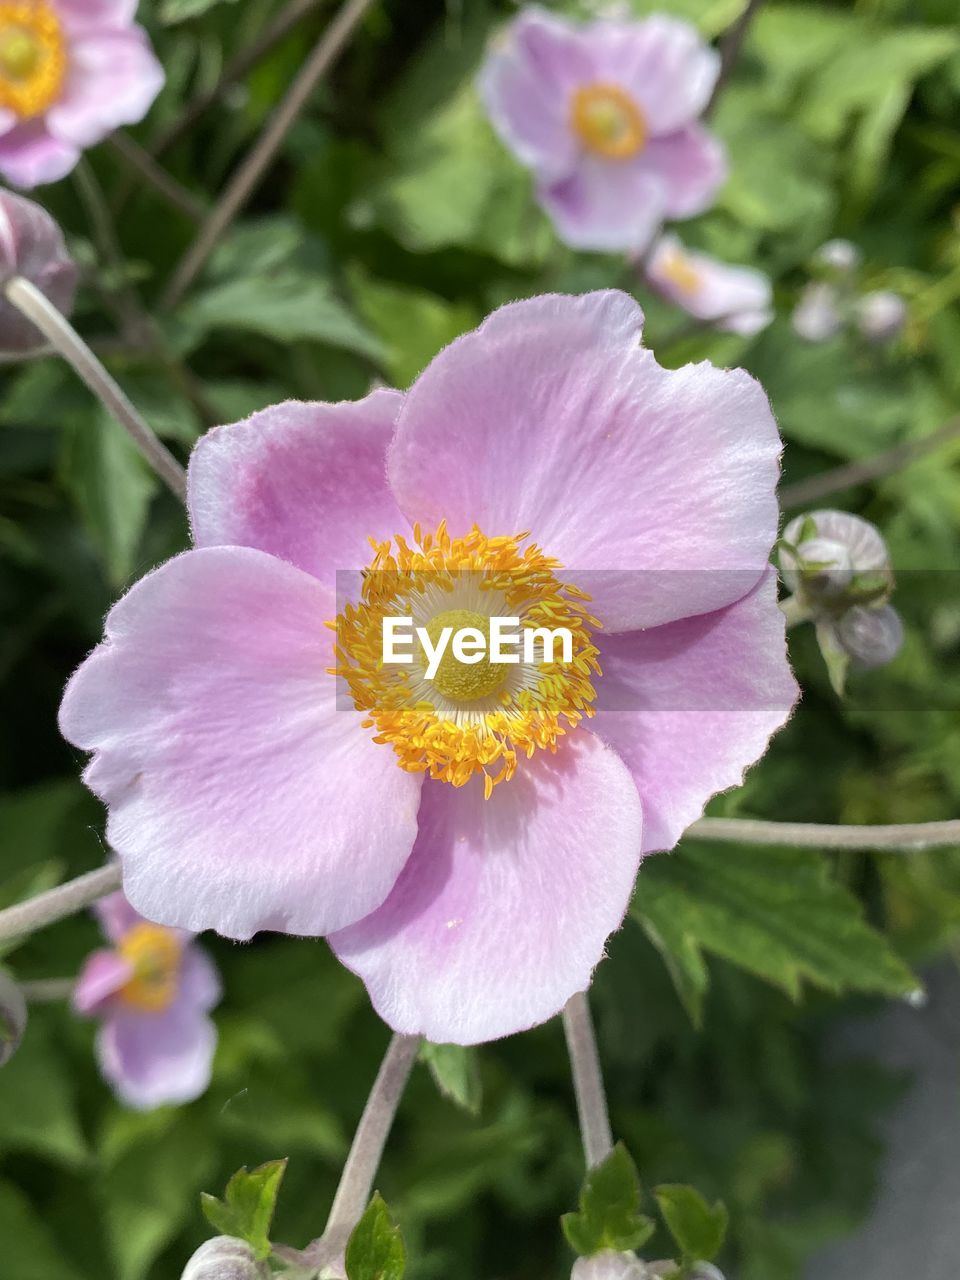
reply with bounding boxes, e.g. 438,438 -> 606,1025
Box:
0,2 -> 66,120
570,83 -> 648,160
658,248 -> 702,295
117,923 -> 182,1014
332,523 -> 601,798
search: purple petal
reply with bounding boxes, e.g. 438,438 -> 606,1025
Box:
97,1001 -> 217,1110
0,121 -> 80,188
45,29 -> 164,148
72,948 -> 133,1015
539,157 -> 666,253
640,123 -> 727,218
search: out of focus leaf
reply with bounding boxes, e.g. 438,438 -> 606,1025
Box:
0,1018 -> 86,1165
0,1181 -> 82,1280
160,0 -> 238,23
420,1042 -> 482,1117
350,273 -> 479,387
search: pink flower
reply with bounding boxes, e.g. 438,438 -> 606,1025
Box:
0,0 -> 164,188
72,890 -> 220,1109
479,7 -> 726,252
0,185 -> 75,349
646,233 -> 772,336
60,291 -> 797,1046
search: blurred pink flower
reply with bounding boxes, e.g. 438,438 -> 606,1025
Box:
0,0 -> 164,187
73,890 -> 220,1109
791,281 -> 843,342
0,185 -> 75,348
646,233 -> 772,335
60,291 -> 796,1045
479,7 -> 726,252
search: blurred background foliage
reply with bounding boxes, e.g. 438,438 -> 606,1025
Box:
1,0 -> 959,1277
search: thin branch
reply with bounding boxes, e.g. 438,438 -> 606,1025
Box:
150,0 -> 326,159
0,864 -> 122,946
108,133 -> 207,223
704,0 -> 764,120
313,1032 -> 420,1258
161,0 -> 376,312
562,991 -> 613,1169
4,276 -> 187,500
687,816 -> 960,852
19,978 -> 76,1003
780,415 -> 960,510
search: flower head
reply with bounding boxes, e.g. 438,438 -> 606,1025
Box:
855,289 -> 907,345
0,185 -> 74,348
72,889 -> 220,1109
571,1252 -> 646,1280
479,8 -> 726,252
60,291 -> 797,1045
0,0 -> 164,187
646,232 -> 772,335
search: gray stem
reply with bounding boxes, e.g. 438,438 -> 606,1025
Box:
0,863 -> 122,946
563,990 -> 613,1169
687,816 -> 960,852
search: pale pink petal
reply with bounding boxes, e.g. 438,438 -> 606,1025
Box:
330,734 -> 643,1045
55,0 -> 139,32
641,124 -> 727,218
93,888 -> 141,943
46,29 -> 164,148
59,546 -> 421,941
591,571 -> 798,854
72,948 -> 132,1014
178,945 -> 221,1014
188,391 -> 405,590
0,121 -> 80,188
388,291 -> 782,631
539,158 -> 666,253
508,6 -> 596,90
647,233 -> 772,336
98,1002 -> 216,1110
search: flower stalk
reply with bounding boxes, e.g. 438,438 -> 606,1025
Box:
563,991 -> 613,1169
688,816 -> 960,852
3,275 -> 187,500
0,863 -> 122,947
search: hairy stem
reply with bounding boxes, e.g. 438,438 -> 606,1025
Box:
4,276 -> 187,500
687,816 -> 960,852
705,0 -> 765,119
319,1032 -> 421,1252
0,864 -> 122,947
161,0 -> 376,312
109,134 -> 207,223
563,991 -> 613,1169
19,978 -> 76,1003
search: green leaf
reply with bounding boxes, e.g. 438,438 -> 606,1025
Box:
0,1017 -> 87,1166
200,1159 -> 287,1261
654,1184 -> 729,1265
350,272 -> 479,389
561,1144 -> 655,1257
0,1181 -> 83,1280
420,1042 -> 482,1117
633,841 -> 918,1025
160,0 -> 238,23
177,272 -> 384,362
345,1192 -> 406,1280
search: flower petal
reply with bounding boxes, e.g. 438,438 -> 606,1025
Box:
97,1002 -> 217,1110
388,291 -> 782,630
0,121 -> 80,188
55,0 -> 139,32
595,15 -> 720,135
591,570 -> 798,854
189,391 -> 405,590
330,733 -> 643,1045
93,888 -> 141,943
59,546 -> 421,940
538,158 -> 666,253
647,233 -> 772,336
178,945 -> 222,1014
46,29 -> 164,148
640,123 -> 727,218
72,948 -> 132,1015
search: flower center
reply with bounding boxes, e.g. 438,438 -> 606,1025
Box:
657,248 -> 702,295
332,523 -> 600,798
117,923 -> 182,1013
570,83 -> 647,160
0,3 -> 66,119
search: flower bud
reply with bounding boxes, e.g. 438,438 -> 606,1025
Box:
0,188 -> 76,352
571,1251 -> 646,1280
813,239 -> 861,274
780,510 -> 893,611
834,604 -> 904,670
690,1265 -> 726,1280
180,1237 -> 269,1280
791,282 -> 843,342
855,290 -> 907,344
0,969 -> 26,1067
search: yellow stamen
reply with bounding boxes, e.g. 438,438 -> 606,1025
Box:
570,82 -> 647,160
117,923 -> 182,1014
0,3 -> 66,120
657,248 -> 702,295
332,523 -> 601,797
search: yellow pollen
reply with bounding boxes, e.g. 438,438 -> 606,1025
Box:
117,923 -> 182,1014
332,523 -> 601,797
0,3 -> 66,119
424,608 -> 509,703
571,82 -> 647,160
658,248 -> 702,295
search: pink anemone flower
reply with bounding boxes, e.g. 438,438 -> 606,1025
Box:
0,0 -> 164,188
646,233 -> 773,336
479,7 -> 726,252
72,890 -> 220,1109
60,291 -> 797,1046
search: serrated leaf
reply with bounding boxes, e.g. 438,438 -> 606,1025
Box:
419,1042 -> 482,1116
561,1144 -> 655,1257
345,1192 -> 406,1280
654,1185 -> 728,1265
633,841 -> 918,1024
200,1159 -> 287,1261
